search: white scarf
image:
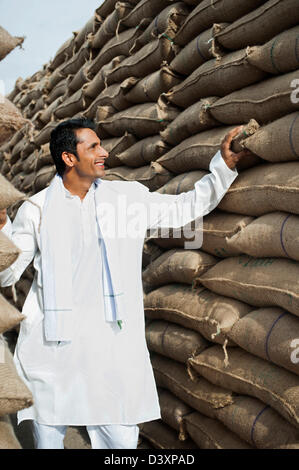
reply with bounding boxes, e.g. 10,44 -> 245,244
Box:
40,174 -> 125,342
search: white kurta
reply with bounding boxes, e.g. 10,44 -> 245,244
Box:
0,150 -> 238,426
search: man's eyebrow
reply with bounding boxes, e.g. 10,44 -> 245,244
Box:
87,141 -> 100,149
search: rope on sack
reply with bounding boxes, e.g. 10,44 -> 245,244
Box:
222,338 -> 230,368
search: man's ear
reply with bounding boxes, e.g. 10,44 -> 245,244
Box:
61,151 -> 77,169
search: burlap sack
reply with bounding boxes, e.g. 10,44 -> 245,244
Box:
144,284 -> 251,346
215,395 -> 299,449
214,0 -> 299,50
184,411 -> 252,449
122,0 -> 175,28
10,135 -> 28,165
146,319 -> 209,364
0,336 -> 33,416
48,35 -> 75,71
103,161 -> 173,191
0,98 -> 27,146
117,135 -> 170,167
199,255 -> 299,318
133,2 -> 190,50
209,70 -> 299,125
170,24 -> 228,76
0,26 -> 24,61
46,78 -> 68,105
105,37 -> 177,86
174,0 -> 265,46
189,345 -> 299,429
160,97 -> 219,146
55,88 -> 92,120
226,211 -> 299,260
83,56 -> 125,101
59,39 -> 92,78
242,113 -> 299,163
0,174 -> 26,210
165,48 -> 266,108
98,101 -> 179,138
74,13 -> 102,52
228,307 -> 299,377
10,159 -> 23,178
247,25 -> 299,75
139,420 -> 197,449
88,27 -> 141,77
33,165 -> 56,192
102,133 -> 137,168
0,293 -> 24,334
39,96 -> 64,125
96,0 -> 128,18
22,150 -> 37,175
95,106 -> 116,139
68,61 -> 92,94
125,66 -> 181,104
158,388 -> 192,437
34,121 -> 60,147
35,144 -> 53,172
142,239 -> 164,269
91,2 -> 133,49
0,416 -> 22,449
151,353 -> 234,417
157,126 -> 260,173
10,172 -> 25,192
218,161 -> 299,216
91,79 -> 134,112
142,248 -> 217,287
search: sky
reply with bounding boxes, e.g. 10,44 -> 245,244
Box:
0,0 -> 104,93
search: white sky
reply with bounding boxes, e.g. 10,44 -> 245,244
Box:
0,0 -> 104,93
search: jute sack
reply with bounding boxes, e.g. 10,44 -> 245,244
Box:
35,144 -> 53,172
55,89 -> 92,120
0,98 -> 27,146
228,307 -> 299,377
165,48 -> 266,108
209,70 -> 299,125
144,284 -> 251,346
48,35 -> 75,71
124,66 -> 181,104
198,255 -> 299,318
226,211 -> 299,261
184,411 -> 252,449
151,353 -> 234,418
142,248 -> 217,287
0,336 -> 33,416
215,395 -> 299,449
44,64 -> 66,93
105,37 -> 177,86
160,97 -> 219,146
39,96 -> 64,125
33,165 -> 56,192
68,60 -> 92,94
22,150 -> 38,175
139,420 -> 197,449
157,388 -> 193,438
83,56 -> 126,101
145,320 -> 209,363
174,0 -> 265,46
142,239 -> 164,269
157,126 -> 260,173
102,133 -> 137,168
10,159 -> 24,178
0,26 -> 24,61
242,112 -> 299,163
34,121 -> 61,147
189,345 -> 299,429
73,13 -> 102,52
91,2 -> 133,49
170,24 -> 228,76
214,0 -> 299,51
98,101 -> 180,138
247,25 -> 299,75
0,293 -> 24,334
59,39 -> 92,78
90,78 -> 134,112
103,161 -> 173,191
96,0 -> 135,19
88,27 -> 141,77
95,106 -> 116,139
0,173 -> 26,210
11,173 -> 25,192
217,162 -> 299,216
117,135 -> 170,167
122,0 -> 176,28
132,2 -> 190,50
0,416 -> 22,449
46,78 -> 68,105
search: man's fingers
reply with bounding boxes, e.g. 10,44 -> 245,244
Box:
222,126 -> 244,150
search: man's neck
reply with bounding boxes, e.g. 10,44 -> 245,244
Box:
62,174 -> 96,201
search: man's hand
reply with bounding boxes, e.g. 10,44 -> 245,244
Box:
220,126 -> 252,170
0,209 -> 7,230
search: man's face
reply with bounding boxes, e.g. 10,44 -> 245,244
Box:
71,127 -> 108,179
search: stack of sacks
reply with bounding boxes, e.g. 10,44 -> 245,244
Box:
0,175 -> 34,449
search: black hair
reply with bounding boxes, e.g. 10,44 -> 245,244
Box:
49,118 -> 96,177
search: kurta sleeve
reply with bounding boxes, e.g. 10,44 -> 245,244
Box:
0,201 -> 38,287
142,150 -> 238,231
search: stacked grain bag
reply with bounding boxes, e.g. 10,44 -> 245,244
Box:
1,0 -> 299,449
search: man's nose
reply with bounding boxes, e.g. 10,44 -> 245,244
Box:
99,146 -> 109,158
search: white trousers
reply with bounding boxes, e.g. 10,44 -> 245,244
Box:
32,421 -> 139,449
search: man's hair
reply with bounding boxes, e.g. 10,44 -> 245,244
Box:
50,118 -> 96,176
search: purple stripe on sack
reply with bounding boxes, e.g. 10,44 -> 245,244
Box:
265,312 -> 287,361
280,213 -> 292,258
251,405 -> 270,446
289,113 -> 299,159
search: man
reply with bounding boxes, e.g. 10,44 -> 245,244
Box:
0,118 -> 249,449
